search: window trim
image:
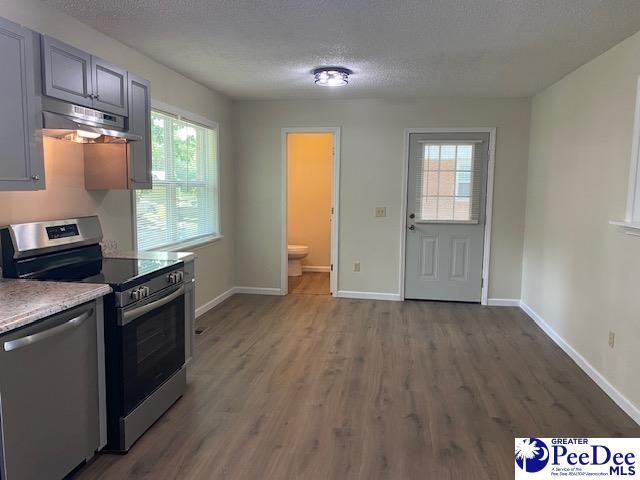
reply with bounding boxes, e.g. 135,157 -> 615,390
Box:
611,78 -> 640,234
155,233 -> 224,252
131,100 -> 221,252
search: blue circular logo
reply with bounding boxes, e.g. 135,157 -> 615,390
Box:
515,438 -> 550,473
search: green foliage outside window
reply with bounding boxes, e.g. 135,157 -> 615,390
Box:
136,110 -> 218,250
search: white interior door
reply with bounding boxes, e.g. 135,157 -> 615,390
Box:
404,132 -> 489,302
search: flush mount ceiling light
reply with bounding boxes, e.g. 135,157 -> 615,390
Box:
313,67 -> 351,87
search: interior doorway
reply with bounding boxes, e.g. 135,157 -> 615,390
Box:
281,128 -> 340,296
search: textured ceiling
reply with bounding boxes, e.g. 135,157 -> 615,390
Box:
42,0 -> 640,100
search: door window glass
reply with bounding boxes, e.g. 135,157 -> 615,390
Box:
416,143 -> 480,222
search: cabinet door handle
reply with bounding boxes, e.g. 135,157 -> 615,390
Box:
4,309 -> 92,352
31,175 -> 40,181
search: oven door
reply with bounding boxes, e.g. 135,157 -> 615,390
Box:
117,284 -> 185,414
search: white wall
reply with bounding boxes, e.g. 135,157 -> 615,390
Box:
0,0 -> 235,308
233,98 -> 531,298
523,29 -> 640,411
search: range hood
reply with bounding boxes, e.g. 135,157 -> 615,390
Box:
41,97 -> 141,144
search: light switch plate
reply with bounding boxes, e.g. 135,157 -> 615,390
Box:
375,207 -> 386,217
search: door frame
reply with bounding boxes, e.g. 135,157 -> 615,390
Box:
280,127 -> 341,296
399,128 -> 496,305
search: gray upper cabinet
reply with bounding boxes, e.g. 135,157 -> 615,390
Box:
0,18 -> 44,191
84,74 -> 152,190
1,20 -> 150,192
92,58 -> 128,116
41,36 -> 128,116
127,74 -> 151,188
41,35 -> 92,108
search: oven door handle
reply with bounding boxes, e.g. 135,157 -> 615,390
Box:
122,285 -> 185,326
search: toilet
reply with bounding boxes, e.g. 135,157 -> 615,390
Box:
287,244 -> 309,277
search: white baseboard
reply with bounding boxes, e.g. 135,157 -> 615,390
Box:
235,286 -> 284,296
336,290 -> 402,301
195,287 -> 235,318
520,301 -> 640,425
487,298 -> 521,307
302,265 -> 331,273
196,285 -> 284,318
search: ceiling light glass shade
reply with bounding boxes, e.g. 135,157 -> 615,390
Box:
313,67 -> 351,87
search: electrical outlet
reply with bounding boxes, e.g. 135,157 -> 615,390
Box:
608,331 -> 615,348
353,261 -> 360,272
375,207 -> 387,217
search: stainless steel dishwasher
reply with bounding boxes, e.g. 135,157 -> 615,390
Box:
0,300 -> 106,480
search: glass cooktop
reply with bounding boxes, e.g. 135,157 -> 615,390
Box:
34,257 -> 183,291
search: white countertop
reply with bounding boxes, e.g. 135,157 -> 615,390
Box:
0,279 -> 112,335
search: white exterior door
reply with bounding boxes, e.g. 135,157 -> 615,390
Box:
404,132 -> 489,302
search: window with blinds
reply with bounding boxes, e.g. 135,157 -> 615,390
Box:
415,142 -> 482,223
135,109 -> 218,250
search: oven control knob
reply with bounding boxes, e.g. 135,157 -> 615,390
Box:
168,272 -> 178,284
142,286 -> 150,298
131,288 -> 141,301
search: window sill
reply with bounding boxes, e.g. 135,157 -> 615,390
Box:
610,221 -> 640,236
151,234 -> 224,253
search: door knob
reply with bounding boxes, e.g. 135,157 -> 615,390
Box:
408,225 -> 415,230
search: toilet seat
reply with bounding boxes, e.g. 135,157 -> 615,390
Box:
288,244 -> 309,255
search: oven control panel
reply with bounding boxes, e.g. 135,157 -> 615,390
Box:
115,267 -> 185,308
45,223 -> 79,239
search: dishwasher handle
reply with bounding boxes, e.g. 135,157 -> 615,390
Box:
4,309 -> 93,352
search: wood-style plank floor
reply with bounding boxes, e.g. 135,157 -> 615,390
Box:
76,295 -> 640,480
288,272 -> 330,295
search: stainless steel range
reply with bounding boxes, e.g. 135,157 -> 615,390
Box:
0,216 -> 186,453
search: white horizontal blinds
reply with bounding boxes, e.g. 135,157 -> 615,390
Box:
415,141 -> 482,223
136,110 -> 218,250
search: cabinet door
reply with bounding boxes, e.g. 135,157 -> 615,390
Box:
184,279 -> 195,365
41,35 -> 92,107
92,57 -> 128,116
127,73 -> 152,188
0,19 -> 44,191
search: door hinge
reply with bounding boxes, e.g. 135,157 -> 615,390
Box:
481,278 -> 484,287
331,264 -> 333,271
331,207 -> 334,214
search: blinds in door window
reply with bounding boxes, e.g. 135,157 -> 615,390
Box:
136,110 -> 218,250
414,141 -> 484,223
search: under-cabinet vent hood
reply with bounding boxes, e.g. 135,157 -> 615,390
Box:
41,97 -> 141,144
